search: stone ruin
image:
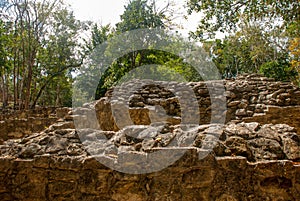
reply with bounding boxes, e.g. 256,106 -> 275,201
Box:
0,74 -> 299,200
0,107 -> 70,144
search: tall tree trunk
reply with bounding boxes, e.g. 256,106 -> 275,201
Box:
1,75 -> 4,108
55,84 -> 61,107
13,53 -> 17,108
31,78 -> 52,108
24,64 -> 33,110
1,74 -> 8,108
5,74 -> 9,107
19,32 -> 27,110
16,43 -> 21,109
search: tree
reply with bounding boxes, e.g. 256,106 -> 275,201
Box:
289,37 -> 300,77
187,0 -> 300,82
0,0 -> 84,109
31,7 -> 83,108
187,0 -> 300,40
0,19 -> 13,107
287,20 -> 300,84
259,56 -> 298,82
204,19 -> 287,78
115,0 -> 165,33
73,23 -> 113,103
93,0 -> 199,98
91,24 -> 112,49
93,0 -> 170,98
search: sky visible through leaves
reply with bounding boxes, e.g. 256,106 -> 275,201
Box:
66,0 -> 210,37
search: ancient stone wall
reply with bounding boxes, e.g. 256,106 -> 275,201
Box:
0,107 -> 57,121
0,121 -> 299,200
0,74 -> 300,200
94,74 -> 300,133
0,108 -> 70,144
0,154 -> 299,201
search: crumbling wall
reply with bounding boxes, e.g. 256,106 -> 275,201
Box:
94,74 -> 300,133
0,74 -> 300,201
0,121 -> 299,200
0,108 -> 70,144
0,153 -> 299,201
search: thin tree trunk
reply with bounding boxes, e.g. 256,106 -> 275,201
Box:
1,75 -> 4,108
32,77 -> 53,108
20,32 -> 27,110
31,61 -> 83,108
13,53 -> 17,108
1,74 -> 8,108
24,64 -> 33,110
5,73 -> 9,106
55,84 -> 61,107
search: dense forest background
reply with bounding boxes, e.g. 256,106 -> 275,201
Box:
0,0 -> 299,109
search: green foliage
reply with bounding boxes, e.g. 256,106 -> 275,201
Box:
0,20 -> 12,71
31,4 -> 83,107
116,0 -> 165,33
260,57 -> 298,82
187,0 -> 300,40
94,48 -> 202,98
206,25 -> 283,78
2,0 -> 298,109
73,23 -> 113,101
39,75 -> 73,107
0,19 -> 13,107
91,24 -> 112,49
74,0 -> 203,101
90,0 -> 199,99
0,0 -> 85,109
188,0 -> 300,82
287,21 -> 300,83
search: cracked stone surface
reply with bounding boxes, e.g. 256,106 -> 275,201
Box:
0,74 -> 300,200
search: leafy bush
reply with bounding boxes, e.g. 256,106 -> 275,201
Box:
260,58 -> 298,82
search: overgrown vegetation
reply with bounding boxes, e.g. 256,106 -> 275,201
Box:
0,0 -> 299,109
188,0 -> 300,82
